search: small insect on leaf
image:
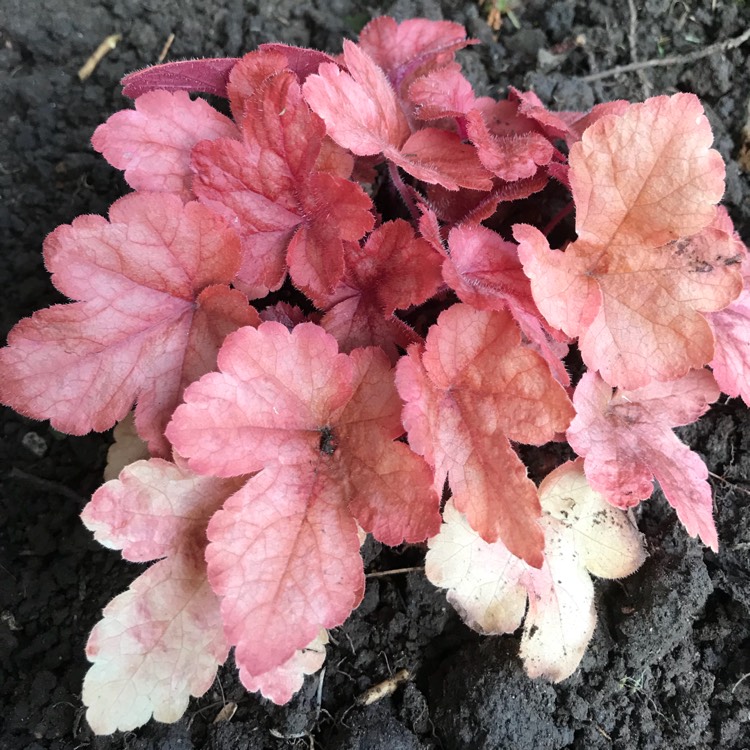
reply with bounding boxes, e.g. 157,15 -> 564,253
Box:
319,426 -> 339,455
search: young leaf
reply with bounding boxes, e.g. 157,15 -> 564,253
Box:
465,104 -> 554,182
302,41 -> 492,191
0,193 -> 257,455
443,224 -> 569,385
166,322 -> 440,675
357,16 -> 474,93
407,62 -> 476,120
80,459 -> 244,734
426,460 -> 645,682
193,69 -> 373,299
92,91 -> 238,200
395,304 -> 575,567
317,220 -> 443,362
121,58 -> 240,99
567,370 -> 721,551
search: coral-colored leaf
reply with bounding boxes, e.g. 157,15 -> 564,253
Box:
317,221 -> 442,361
121,58 -> 240,99
358,16 -> 473,93
466,108 -> 554,181
387,127 -> 492,191
226,49 -> 291,125
572,94 -> 724,248
705,212 -> 750,403
567,370 -> 720,551
427,461 -> 644,682
167,322 -> 440,672
408,63 -> 476,120
193,70 -> 373,299
395,304 -> 574,566
444,224 -> 569,385
92,91 -> 237,200
303,41 -> 410,157
206,464 -> 363,675
515,98 -> 743,390
519,221 -> 742,389
0,193 -> 255,455
166,322 -> 354,477
303,42 -> 491,191
83,554 -> 228,734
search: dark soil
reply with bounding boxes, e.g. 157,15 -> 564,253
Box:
1,1 -> 749,748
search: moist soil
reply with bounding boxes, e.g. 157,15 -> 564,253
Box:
1,1 -> 750,748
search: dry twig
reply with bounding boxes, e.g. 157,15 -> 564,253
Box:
78,33 -> 121,81
581,25 -> 750,83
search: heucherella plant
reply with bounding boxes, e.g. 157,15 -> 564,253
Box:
1,15 -> 747,734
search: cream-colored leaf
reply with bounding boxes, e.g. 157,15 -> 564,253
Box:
426,501 -> 528,635
540,459 -> 647,579
427,461 -> 646,682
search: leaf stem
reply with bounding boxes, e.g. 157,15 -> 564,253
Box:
388,162 -> 421,224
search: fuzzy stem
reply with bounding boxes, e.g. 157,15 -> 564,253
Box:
388,161 -> 421,224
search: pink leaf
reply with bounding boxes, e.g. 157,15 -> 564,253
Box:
388,127 -> 493,191
444,224 -> 569,385
705,210 -> 750,403
567,370 -> 721,551
193,70 -> 373,299
408,63 -> 476,120
0,194 -> 256,455
240,630 -> 328,704
92,91 -> 237,200
358,16 -> 474,93
83,554 -> 228,734
395,304 -> 575,566
303,42 -> 491,191
206,464 -> 363,675
167,322 -> 440,672
303,41 -> 410,156
508,87 -> 630,146
121,58 -> 240,99
466,107 -> 554,181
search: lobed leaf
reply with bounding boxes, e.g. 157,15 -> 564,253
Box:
426,461 -> 645,682
167,322 -> 440,673
80,459 -> 243,734
92,90 -> 237,200
193,70 -> 373,299
83,554 -> 228,734
516,94 -> 743,389
317,220 -> 443,362
303,41 -> 491,191
567,370 -> 720,551
0,193 -> 257,455
395,304 -> 574,566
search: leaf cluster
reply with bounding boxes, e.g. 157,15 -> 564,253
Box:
1,15 -> 748,734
